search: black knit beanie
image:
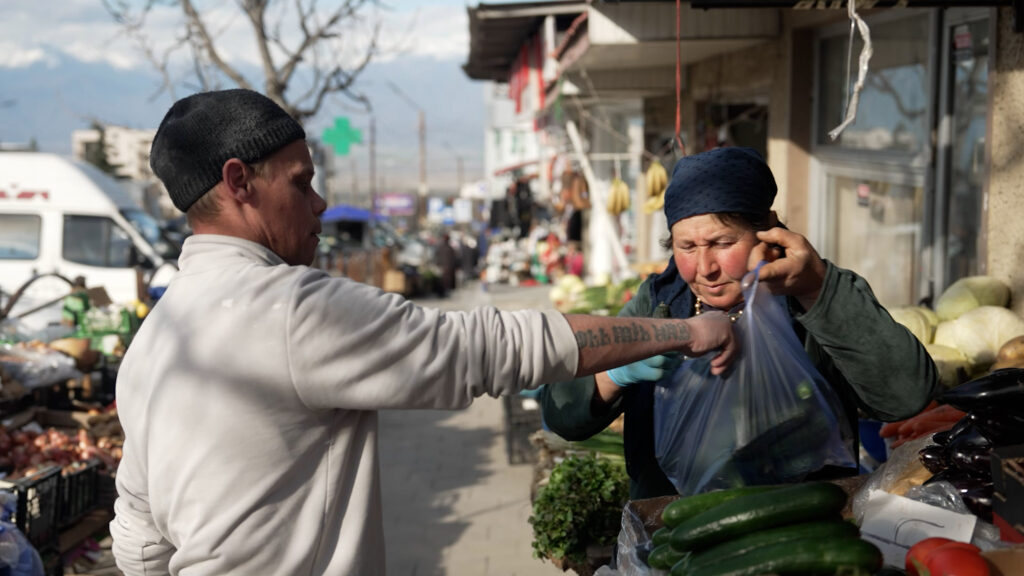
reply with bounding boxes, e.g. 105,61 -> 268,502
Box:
663,147 -> 776,230
150,89 -> 306,212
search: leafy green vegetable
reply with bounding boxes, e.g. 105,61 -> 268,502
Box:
570,429 -> 625,458
529,454 -> 629,563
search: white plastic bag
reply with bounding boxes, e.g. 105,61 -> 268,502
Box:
654,264 -> 856,495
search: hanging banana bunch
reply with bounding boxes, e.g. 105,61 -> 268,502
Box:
606,178 -> 631,216
643,160 -> 668,215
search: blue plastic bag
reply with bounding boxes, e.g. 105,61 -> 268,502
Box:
0,493 -> 44,576
653,263 -> 856,495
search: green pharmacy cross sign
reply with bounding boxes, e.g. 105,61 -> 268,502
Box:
323,117 -> 362,156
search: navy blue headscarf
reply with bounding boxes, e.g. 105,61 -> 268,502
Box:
650,147 -> 778,318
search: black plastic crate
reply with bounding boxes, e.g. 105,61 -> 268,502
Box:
0,392 -> 33,420
0,465 -> 61,550
503,395 -> 544,465
992,444 -> 1024,537
35,544 -> 63,576
59,458 -> 101,528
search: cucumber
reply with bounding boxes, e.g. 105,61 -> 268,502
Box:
661,485 -> 781,528
652,526 -> 672,548
670,482 -> 847,551
648,543 -> 689,570
679,536 -> 882,576
687,518 -> 858,569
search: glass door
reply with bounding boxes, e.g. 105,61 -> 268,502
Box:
936,11 -> 990,289
825,172 -> 924,308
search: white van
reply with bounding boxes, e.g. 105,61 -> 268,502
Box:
0,152 -> 178,334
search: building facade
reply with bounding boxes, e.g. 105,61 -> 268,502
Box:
464,1 -> 1024,314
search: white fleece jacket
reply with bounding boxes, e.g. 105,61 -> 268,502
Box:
110,235 -> 579,575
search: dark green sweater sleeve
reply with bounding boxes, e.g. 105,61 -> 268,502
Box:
796,261 -> 940,422
537,285 -> 653,441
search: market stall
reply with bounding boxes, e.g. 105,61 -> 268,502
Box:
1,284 -> 138,575
526,275 -> 1024,576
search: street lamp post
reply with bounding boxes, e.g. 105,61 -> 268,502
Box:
387,81 -> 429,226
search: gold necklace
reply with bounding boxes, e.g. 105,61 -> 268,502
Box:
694,297 -> 744,323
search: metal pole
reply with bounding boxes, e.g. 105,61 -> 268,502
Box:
418,109 -> 427,198
370,115 -> 377,211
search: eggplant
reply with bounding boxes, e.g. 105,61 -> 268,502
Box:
932,417 -> 972,447
938,368 -> 1024,412
947,425 -> 993,451
947,444 -> 992,478
925,468 -> 984,493
966,411 -> 1024,445
960,483 -> 994,522
918,444 -> 950,474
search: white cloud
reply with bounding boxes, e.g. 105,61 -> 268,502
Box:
0,45 -> 57,68
1,0 -> 470,72
376,5 -> 470,63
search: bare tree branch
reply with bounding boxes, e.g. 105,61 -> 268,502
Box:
293,18 -> 379,121
103,0 -> 181,100
180,0 -> 251,90
105,0 -> 381,125
239,0 -> 286,103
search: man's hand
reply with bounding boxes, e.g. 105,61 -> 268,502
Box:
685,312 -> 737,375
747,227 -> 827,311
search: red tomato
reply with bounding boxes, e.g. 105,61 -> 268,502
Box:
908,538 -> 956,576
925,546 -> 990,576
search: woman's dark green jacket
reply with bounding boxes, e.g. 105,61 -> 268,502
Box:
538,260 -> 939,500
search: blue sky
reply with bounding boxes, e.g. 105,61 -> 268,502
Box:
0,0 -> 490,196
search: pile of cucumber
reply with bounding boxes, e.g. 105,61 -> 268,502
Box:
647,482 -> 883,576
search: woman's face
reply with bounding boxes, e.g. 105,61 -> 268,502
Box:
670,213 -> 758,310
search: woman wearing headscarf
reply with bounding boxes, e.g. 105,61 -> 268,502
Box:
538,147 -> 939,499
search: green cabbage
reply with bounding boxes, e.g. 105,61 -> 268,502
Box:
925,344 -> 971,389
935,276 -> 1010,321
888,307 -> 935,344
932,306 -> 1024,368
918,306 -> 940,329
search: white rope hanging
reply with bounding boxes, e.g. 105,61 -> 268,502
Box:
828,0 -> 874,141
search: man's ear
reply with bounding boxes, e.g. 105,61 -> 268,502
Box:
222,158 -> 254,205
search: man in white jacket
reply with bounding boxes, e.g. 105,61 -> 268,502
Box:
110,88 -> 737,575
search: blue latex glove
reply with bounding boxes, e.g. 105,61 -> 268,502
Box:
607,354 -> 682,387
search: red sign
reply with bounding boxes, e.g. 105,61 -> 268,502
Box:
0,189 -> 49,200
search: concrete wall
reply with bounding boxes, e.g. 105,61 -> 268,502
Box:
682,38 -> 805,229
987,8 -> 1024,315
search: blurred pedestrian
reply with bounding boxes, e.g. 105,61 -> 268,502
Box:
436,232 -> 457,296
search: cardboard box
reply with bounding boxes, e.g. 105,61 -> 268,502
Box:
991,444 -> 1024,542
983,545 -> 1024,576
382,269 -> 407,294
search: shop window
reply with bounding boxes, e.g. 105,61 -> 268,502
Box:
818,16 -> 930,153
695,102 -> 767,156
943,18 -> 988,286
62,215 -> 134,268
0,214 -> 41,260
827,175 -> 923,308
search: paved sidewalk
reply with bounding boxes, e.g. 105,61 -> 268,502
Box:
380,282 -> 565,576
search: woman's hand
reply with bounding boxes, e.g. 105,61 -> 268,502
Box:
747,227 -> 827,311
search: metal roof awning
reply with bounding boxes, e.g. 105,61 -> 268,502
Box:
321,204 -> 375,223
494,158 -> 541,176
464,1 -> 587,82
687,0 -> 1013,7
